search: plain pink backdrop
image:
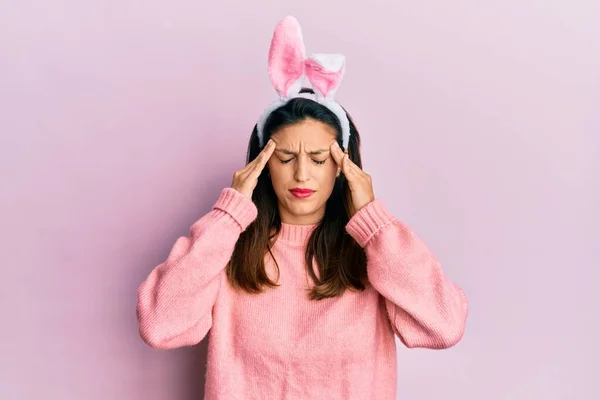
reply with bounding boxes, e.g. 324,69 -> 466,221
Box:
1,1 -> 598,399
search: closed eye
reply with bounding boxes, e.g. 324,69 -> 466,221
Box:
278,158 -> 328,165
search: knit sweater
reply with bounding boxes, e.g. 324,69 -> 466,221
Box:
136,187 -> 469,400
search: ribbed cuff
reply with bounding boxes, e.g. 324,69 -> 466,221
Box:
212,188 -> 258,231
345,199 -> 395,247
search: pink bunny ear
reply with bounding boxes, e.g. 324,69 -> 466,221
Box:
304,53 -> 346,99
268,16 -> 306,98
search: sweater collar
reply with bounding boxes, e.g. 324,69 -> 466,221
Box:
276,222 -> 318,245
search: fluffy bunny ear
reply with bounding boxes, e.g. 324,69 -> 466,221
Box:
304,53 -> 346,99
268,16 -> 306,98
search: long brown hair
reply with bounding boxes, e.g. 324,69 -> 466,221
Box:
227,90 -> 368,300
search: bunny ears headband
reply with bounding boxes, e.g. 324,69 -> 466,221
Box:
256,16 -> 351,149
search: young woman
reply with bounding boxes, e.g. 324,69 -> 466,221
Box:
136,16 -> 468,400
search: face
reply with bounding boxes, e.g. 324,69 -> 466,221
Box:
267,119 -> 341,225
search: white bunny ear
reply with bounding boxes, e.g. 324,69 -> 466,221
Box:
257,16 -> 352,150
304,53 -> 346,99
267,16 -> 306,98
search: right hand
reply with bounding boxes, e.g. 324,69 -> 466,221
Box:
231,139 -> 276,199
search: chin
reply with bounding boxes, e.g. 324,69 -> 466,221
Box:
286,202 -> 315,214
283,198 -> 324,218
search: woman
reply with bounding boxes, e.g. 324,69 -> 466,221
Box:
136,16 -> 468,400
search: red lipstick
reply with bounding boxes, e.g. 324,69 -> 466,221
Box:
289,188 -> 315,199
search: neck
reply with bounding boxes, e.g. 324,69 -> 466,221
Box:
277,204 -> 325,226
274,203 -> 324,245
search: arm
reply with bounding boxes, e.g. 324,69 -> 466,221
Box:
346,200 -> 469,349
136,188 -> 257,349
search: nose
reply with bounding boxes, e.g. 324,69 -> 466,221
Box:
293,156 -> 310,182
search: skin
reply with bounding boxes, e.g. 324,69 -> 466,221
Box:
231,118 -> 375,225
267,119 -> 340,225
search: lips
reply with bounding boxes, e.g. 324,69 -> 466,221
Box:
289,188 -> 315,198
290,188 -> 314,194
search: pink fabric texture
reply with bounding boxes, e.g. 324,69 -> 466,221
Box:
136,188 -> 469,399
268,16 -> 306,97
258,16 -> 351,149
304,56 -> 345,98
267,16 -> 346,99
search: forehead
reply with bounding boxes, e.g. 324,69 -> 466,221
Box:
271,119 -> 337,148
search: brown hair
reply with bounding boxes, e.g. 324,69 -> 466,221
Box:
227,90 -> 368,300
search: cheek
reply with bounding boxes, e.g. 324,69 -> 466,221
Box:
267,162 -> 288,187
315,163 -> 338,185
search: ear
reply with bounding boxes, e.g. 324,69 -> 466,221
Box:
268,16 -> 306,98
304,53 -> 346,99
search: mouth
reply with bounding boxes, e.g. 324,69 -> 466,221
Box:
289,188 -> 315,199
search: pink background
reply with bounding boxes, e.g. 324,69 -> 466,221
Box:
1,1 -> 598,399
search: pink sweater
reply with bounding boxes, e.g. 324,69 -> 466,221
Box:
136,188 -> 468,399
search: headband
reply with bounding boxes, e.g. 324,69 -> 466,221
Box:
256,16 -> 351,149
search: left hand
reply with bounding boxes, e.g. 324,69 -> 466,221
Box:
330,141 -> 375,216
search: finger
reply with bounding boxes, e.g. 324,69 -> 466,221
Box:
342,150 -> 361,172
331,141 -> 361,171
342,154 -> 358,179
345,160 -> 371,185
241,139 -> 274,173
251,139 -> 276,175
329,141 -> 346,167
330,142 -> 362,180
339,149 -> 367,178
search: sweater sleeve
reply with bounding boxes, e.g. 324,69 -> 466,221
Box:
136,188 -> 257,349
345,199 -> 469,349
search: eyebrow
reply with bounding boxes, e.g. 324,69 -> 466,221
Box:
275,148 -> 330,155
